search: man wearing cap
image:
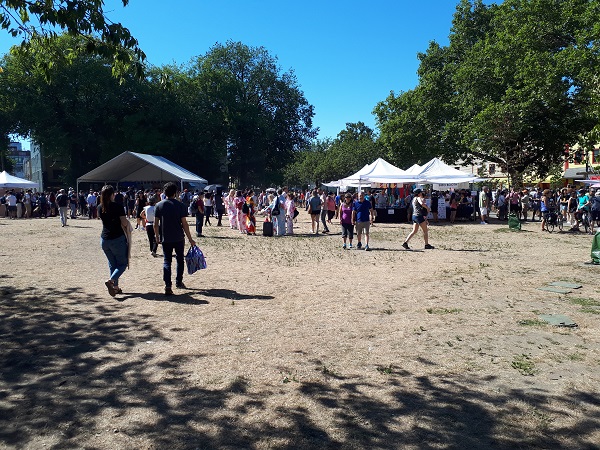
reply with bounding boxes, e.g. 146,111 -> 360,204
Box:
87,190 -> 98,219
56,188 -> 70,227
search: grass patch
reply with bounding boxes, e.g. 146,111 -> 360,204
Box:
376,364 -> 394,375
569,297 -> 600,307
567,352 -> 585,361
426,307 -> 462,315
580,307 -> 600,315
512,354 -> 538,376
518,319 -> 547,326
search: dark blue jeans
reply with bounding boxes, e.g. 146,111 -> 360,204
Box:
162,240 -> 184,287
101,234 -> 128,286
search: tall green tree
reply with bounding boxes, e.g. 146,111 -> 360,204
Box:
283,122 -> 386,186
376,0 -> 600,182
0,35 -> 193,184
189,41 -> 317,187
0,0 -> 145,78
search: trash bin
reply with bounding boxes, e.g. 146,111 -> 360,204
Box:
591,231 -> 600,265
508,213 -> 521,231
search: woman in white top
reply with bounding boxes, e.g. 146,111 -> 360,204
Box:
140,195 -> 158,256
204,192 -> 213,226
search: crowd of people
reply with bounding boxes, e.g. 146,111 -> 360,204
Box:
3,181 -> 599,297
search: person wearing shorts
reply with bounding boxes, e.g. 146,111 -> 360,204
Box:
352,192 -> 373,251
338,193 -> 354,249
403,189 -> 434,250
308,190 -> 322,234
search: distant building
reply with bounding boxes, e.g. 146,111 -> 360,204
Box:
30,142 -> 44,191
29,142 -> 67,192
7,142 -> 31,179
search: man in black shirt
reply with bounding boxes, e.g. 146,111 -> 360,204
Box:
154,182 -> 196,295
56,189 -> 70,227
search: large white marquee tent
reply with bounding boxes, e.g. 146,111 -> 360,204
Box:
77,152 -> 208,192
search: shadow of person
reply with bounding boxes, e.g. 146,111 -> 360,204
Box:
119,292 -> 209,305
195,288 -> 274,301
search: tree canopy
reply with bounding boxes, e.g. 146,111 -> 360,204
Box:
0,36 -> 316,187
283,122 -> 387,187
188,41 -> 317,187
0,0 -> 145,78
375,0 -> 600,182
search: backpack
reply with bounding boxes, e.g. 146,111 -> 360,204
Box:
189,198 -> 199,214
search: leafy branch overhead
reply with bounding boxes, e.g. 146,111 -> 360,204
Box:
0,0 -> 145,78
375,0 -> 600,182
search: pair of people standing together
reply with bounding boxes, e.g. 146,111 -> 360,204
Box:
99,182 -> 196,297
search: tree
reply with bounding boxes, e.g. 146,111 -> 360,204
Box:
376,0 -> 600,183
0,34 -> 184,184
189,41 -> 317,187
283,122 -> 387,186
0,0 -> 145,78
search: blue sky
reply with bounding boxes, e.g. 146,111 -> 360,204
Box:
1,1 -> 467,144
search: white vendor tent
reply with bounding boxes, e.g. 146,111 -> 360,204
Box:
77,151 -> 208,192
415,158 -> 481,184
0,171 -> 39,189
325,158 -> 418,189
404,164 -> 422,175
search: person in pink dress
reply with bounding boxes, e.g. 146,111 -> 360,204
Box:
225,189 -> 237,229
234,190 -> 247,234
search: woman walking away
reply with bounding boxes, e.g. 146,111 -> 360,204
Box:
135,191 -> 146,230
403,189 -> 434,250
141,195 -> 158,257
99,185 -> 130,296
338,193 -> 354,249
308,190 -> 322,234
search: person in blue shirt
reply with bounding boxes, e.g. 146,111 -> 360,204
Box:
352,191 -> 374,251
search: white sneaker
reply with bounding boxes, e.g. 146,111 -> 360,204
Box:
480,221 -> 487,225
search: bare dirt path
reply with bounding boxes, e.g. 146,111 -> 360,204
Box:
1,214 -> 599,449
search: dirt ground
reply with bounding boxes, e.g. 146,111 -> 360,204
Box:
1,212 -> 599,449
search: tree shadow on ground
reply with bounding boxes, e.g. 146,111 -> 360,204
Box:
1,285 -> 599,449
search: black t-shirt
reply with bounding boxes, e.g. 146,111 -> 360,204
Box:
100,202 -> 126,240
154,198 -> 186,243
56,193 -> 69,207
114,192 -> 124,205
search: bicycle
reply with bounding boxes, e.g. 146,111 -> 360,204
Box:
582,210 -> 591,234
545,210 -> 559,233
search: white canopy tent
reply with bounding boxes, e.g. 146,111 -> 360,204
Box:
0,171 -> 39,189
324,157 -> 482,191
324,158 -> 418,189
415,158 -> 482,184
77,151 -> 208,192
404,164 -> 422,175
